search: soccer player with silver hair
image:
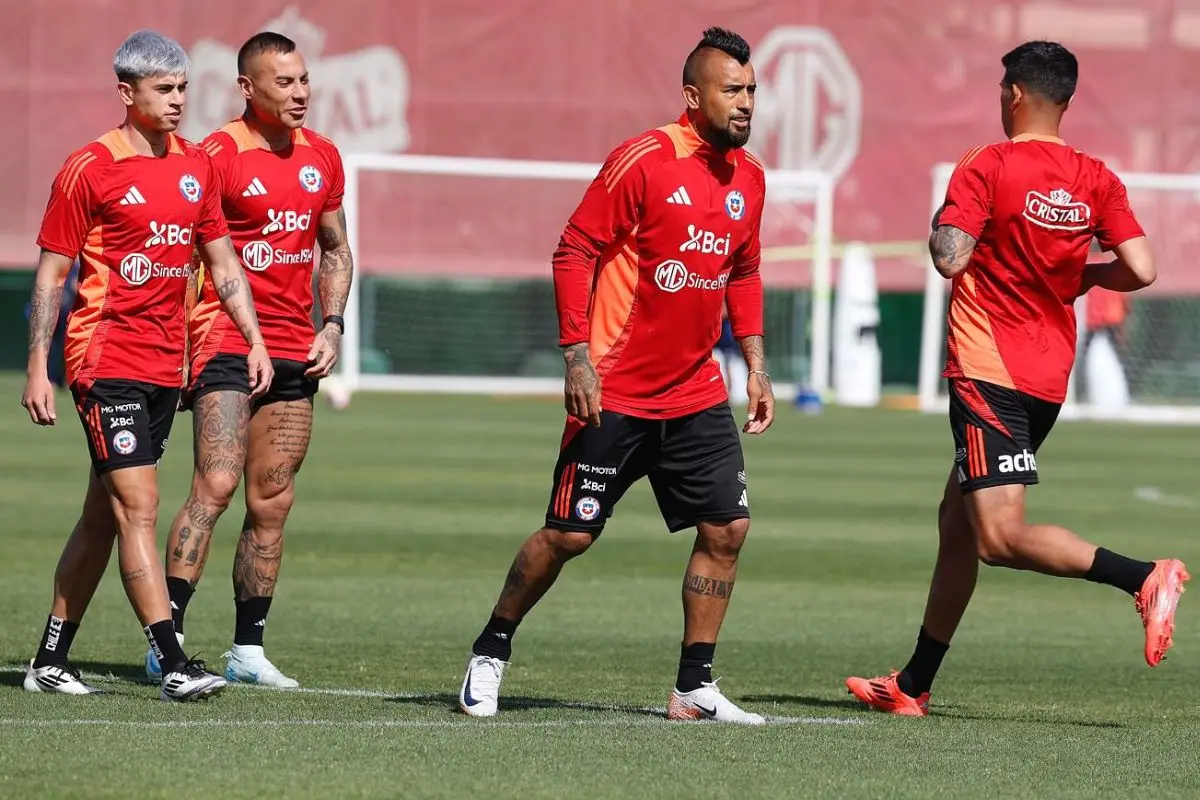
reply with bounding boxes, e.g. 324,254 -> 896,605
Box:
22,29 -> 273,702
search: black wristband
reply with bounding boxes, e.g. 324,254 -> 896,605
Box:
323,315 -> 345,334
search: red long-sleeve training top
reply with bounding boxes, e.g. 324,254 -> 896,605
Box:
553,112 -> 765,419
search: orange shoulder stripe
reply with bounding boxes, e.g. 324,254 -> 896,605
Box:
62,152 -> 98,198
955,144 -> 988,170
603,137 -> 661,192
744,152 -> 765,170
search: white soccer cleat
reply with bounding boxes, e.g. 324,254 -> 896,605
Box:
23,660 -> 105,695
222,645 -> 300,689
160,657 -> 226,702
666,678 -> 766,725
459,654 -> 508,717
144,632 -> 184,683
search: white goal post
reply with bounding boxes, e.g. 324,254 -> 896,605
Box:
338,152 -> 835,399
920,161 -> 1200,424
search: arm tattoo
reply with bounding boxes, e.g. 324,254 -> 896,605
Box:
317,208 -> 354,318
737,334 -> 765,372
28,283 -> 63,354
683,571 -> 735,599
216,276 -> 263,345
563,342 -> 599,391
930,225 -> 978,278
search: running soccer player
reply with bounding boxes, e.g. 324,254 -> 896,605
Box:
21,30 -> 273,701
845,41 -> 1189,717
458,27 -> 773,725
142,31 -> 352,689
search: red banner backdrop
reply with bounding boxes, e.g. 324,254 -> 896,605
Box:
3,1 -> 1200,292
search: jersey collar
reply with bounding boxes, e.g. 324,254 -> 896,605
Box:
672,112 -> 740,165
1010,133 -> 1066,145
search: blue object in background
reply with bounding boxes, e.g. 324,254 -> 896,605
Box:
795,386 -> 823,415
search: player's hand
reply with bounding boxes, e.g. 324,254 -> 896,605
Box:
564,355 -> 602,427
246,343 -> 274,400
21,373 -> 57,426
305,325 -> 341,378
743,370 -> 775,435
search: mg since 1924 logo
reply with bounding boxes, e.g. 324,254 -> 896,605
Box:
753,27 -> 862,188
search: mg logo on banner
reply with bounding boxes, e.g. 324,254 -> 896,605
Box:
754,27 -> 862,188
183,6 -> 411,154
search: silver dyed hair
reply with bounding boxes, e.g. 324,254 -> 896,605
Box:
113,30 -> 189,84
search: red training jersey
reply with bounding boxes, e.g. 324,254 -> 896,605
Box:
36,130 -> 228,390
938,135 -> 1144,403
554,113 -> 765,419
189,119 -> 344,372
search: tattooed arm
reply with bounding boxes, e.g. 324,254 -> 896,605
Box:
929,225 -> 978,279
306,207 -> 355,378
199,235 -> 273,397
563,342 -> 602,427
738,334 -> 774,435
21,250 -> 74,425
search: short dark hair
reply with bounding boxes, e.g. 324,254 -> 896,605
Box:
1001,41 -> 1077,105
683,27 -> 751,86
237,31 -> 296,76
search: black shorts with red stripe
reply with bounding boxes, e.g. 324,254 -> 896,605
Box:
71,379 -> 179,475
545,403 -> 749,534
948,378 -> 1061,493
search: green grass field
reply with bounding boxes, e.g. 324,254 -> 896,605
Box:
0,373 -> 1197,799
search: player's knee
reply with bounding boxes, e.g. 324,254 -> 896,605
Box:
698,518 -> 750,560
246,482 -> 295,532
110,490 -> 159,535
193,470 -> 241,511
975,520 -> 1022,566
537,527 -> 595,561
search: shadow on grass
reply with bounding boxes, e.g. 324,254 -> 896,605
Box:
390,691 -> 666,718
739,693 -> 1123,729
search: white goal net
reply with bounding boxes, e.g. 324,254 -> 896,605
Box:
338,153 -> 836,398
919,162 -> 1200,424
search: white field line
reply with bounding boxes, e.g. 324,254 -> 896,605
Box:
0,666 -> 863,727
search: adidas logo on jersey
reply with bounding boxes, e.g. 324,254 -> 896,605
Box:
666,186 -> 692,206
119,186 -> 147,205
242,178 -> 268,197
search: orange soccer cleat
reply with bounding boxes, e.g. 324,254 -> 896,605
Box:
1135,559 -> 1190,667
845,671 -> 929,717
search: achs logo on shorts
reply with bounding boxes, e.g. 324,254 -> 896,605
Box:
575,496 -> 601,522
112,429 -> 138,456
178,174 -> 202,203
298,165 -> 323,193
724,190 -> 745,220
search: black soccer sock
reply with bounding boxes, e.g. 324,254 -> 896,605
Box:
472,614 -> 519,661
899,627 -> 949,697
145,620 -> 187,672
166,577 -> 194,637
234,597 -> 273,647
675,642 -> 716,693
33,615 -> 80,668
1085,547 -> 1155,597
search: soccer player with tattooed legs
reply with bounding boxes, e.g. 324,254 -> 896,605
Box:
846,41 -> 1188,717
459,28 -> 773,725
143,32 -> 353,689
22,30 -> 273,702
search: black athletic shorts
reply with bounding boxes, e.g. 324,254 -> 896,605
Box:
183,353 -> 318,410
545,403 -> 749,534
71,380 -> 179,475
949,378 -> 1061,493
